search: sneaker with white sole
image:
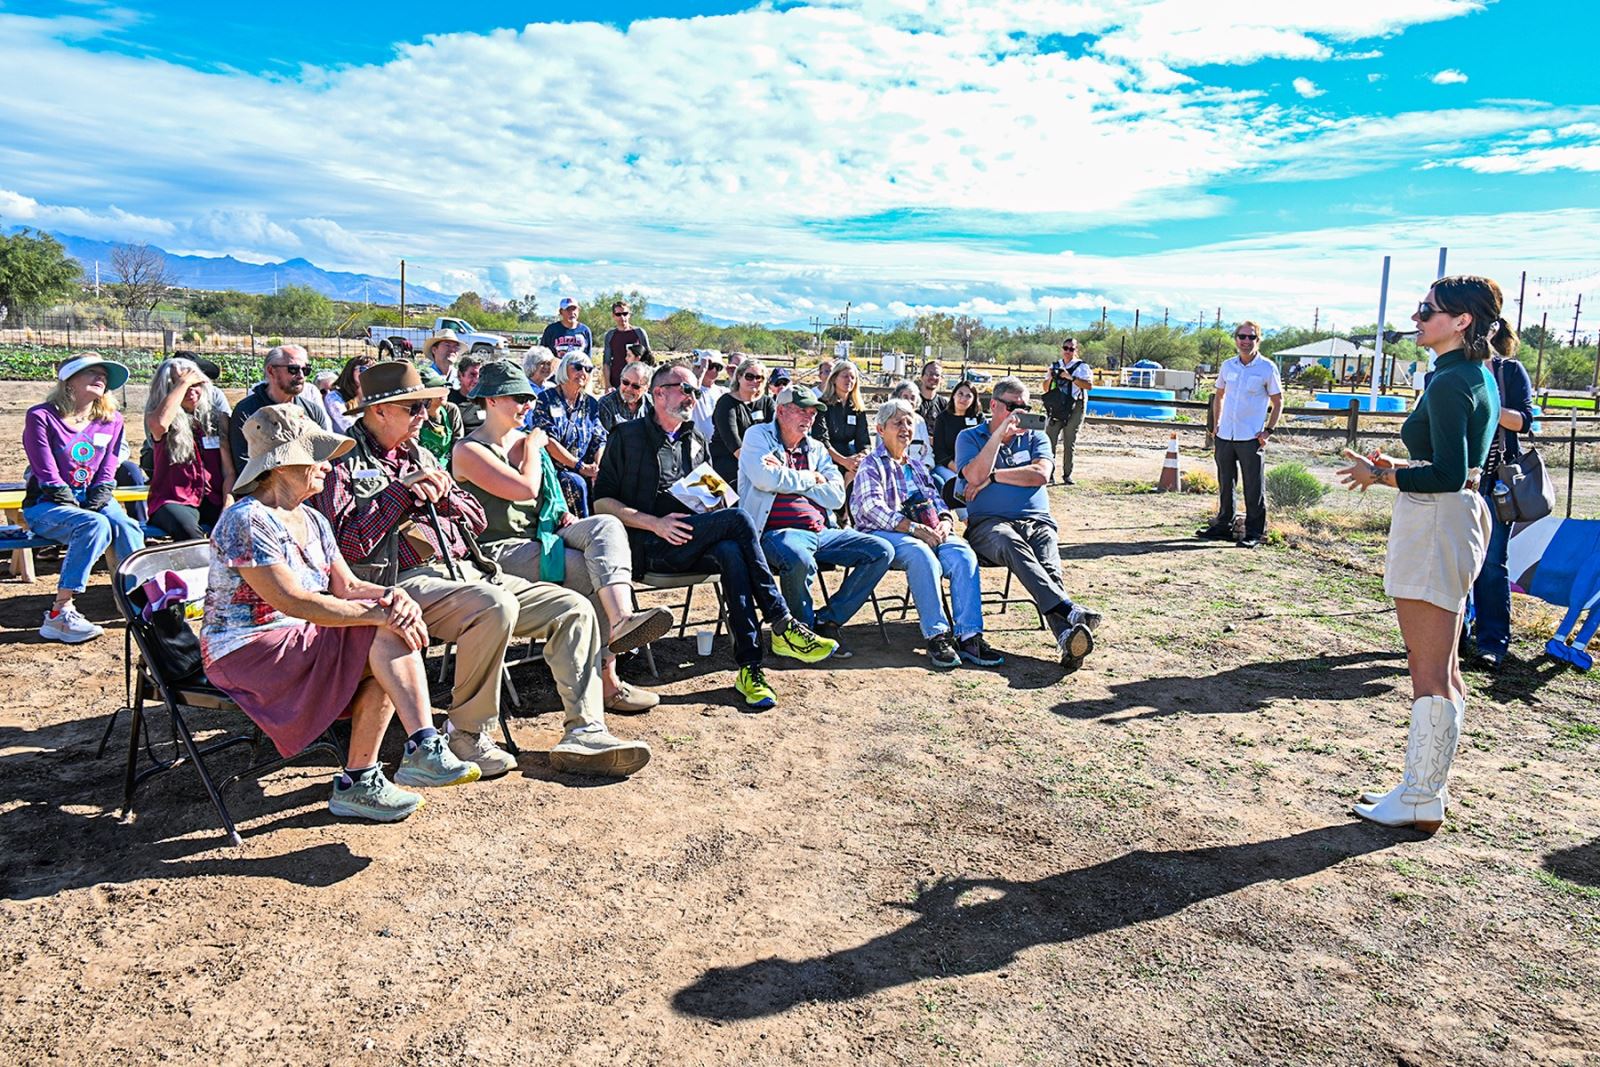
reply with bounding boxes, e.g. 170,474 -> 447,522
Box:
395,734 -> 482,788
549,724 -> 651,777
328,770 -> 424,822
445,726 -> 518,779
40,604 -> 103,644
1057,623 -> 1095,673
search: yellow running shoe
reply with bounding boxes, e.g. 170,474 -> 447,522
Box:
735,665 -> 777,709
769,619 -> 838,664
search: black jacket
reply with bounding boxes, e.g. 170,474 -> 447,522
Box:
594,416 -> 712,570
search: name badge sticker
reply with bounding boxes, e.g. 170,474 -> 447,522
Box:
354,468 -> 385,480
846,414 -> 857,426
201,435 -> 221,451
92,432 -> 113,448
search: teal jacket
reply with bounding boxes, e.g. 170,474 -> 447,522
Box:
1395,351 -> 1499,494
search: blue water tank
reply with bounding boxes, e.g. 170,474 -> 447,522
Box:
1314,392 -> 1407,413
1088,386 -> 1177,420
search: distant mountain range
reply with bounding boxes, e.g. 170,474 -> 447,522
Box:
31,231 -> 455,306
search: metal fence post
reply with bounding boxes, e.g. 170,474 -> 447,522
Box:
1346,400 -> 1360,449
1568,409 -> 1578,520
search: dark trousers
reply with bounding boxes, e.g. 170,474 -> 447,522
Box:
642,508 -> 790,666
115,459 -> 148,521
1471,492 -> 1513,656
1214,436 -> 1266,540
149,499 -> 223,541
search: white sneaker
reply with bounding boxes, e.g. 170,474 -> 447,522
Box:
549,724 -> 651,778
445,723 -> 518,778
40,604 -> 103,644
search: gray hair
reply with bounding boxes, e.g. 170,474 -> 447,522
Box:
992,375 -> 1026,403
145,357 -> 221,467
264,344 -> 307,367
522,346 -> 556,376
620,360 -> 651,384
557,350 -> 594,380
875,397 -> 915,429
889,379 -> 917,402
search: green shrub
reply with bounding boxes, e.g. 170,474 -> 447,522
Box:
1181,470 -> 1218,495
1265,462 -> 1328,510
1299,364 -> 1335,389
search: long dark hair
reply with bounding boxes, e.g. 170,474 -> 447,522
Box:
1432,275 -> 1519,361
948,380 -> 979,416
334,354 -> 374,401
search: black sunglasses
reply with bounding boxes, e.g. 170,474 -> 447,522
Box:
998,398 -> 1029,411
276,364 -> 312,377
742,371 -> 765,382
1235,332 -> 1258,341
660,381 -> 702,397
620,381 -> 644,390
403,399 -> 430,416
1415,301 -> 1441,321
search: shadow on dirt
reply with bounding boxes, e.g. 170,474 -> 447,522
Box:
672,822 -> 1397,1021
1049,650 -> 1405,722
1059,537 -> 1221,561
1542,839 -> 1600,888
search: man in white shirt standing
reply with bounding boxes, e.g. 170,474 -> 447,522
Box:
1042,339 -> 1094,485
1198,320 -> 1283,549
689,349 -> 728,440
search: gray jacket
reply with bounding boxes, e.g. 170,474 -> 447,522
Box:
736,419 -> 845,533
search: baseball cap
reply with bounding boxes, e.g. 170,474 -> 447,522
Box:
776,386 -> 821,408
558,296 -> 579,311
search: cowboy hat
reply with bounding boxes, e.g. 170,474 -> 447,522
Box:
349,361 -> 449,412
233,404 -> 353,495
422,329 -> 463,360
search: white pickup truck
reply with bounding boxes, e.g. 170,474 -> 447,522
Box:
366,317 -> 510,357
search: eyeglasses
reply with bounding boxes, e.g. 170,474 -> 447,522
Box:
1234,333 -> 1258,341
613,309 -> 630,317
570,364 -> 594,375
620,381 -> 643,391
998,398 -> 1030,412
1062,344 -> 1077,351
1415,301 -> 1441,321
660,380 -> 702,397
742,371 -> 765,382
275,364 -> 311,377
405,399 -> 430,416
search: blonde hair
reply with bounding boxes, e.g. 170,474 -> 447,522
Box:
145,358 -> 223,466
1235,320 -> 1262,338
824,360 -> 864,412
48,354 -> 119,422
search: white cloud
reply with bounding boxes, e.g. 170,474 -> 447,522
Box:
1293,77 -> 1325,98
1430,68 -> 1469,84
1367,72 -> 1385,83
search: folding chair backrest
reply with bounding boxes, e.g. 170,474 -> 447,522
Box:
112,538 -> 213,625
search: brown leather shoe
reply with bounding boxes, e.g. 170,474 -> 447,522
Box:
608,607 -> 674,656
604,681 -> 660,714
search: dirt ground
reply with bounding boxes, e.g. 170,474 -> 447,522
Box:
2,380 -> 1598,1066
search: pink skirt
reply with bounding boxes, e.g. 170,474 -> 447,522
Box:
205,622 -> 376,758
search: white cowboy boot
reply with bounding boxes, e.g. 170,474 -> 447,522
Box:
1353,695 -> 1461,833
1359,695 -> 1463,806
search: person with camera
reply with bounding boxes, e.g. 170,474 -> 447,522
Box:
853,398 -> 998,669
1042,340 -> 1093,485
956,376 -> 1101,673
1197,321 -> 1282,549
1467,337 -> 1536,669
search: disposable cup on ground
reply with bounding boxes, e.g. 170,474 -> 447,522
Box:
695,630 -> 715,656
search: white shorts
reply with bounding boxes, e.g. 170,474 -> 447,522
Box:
1384,484 -> 1491,613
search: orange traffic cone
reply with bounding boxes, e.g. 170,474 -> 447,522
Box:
1157,432 -> 1180,492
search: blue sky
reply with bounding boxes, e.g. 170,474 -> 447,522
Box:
2,0 -> 1598,332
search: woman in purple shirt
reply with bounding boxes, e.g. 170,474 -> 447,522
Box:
21,354 -> 146,643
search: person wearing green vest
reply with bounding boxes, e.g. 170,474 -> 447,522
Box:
453,362 -> 671,714
1336,274 -> 1508,835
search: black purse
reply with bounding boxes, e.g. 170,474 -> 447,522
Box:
1491,361 -> 1554,523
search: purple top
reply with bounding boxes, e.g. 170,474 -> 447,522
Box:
22,403 -> 124,505
850,442 -> 946,532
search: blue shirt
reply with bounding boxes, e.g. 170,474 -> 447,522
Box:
954,422 -> 1053,523
539,322 -> 593,359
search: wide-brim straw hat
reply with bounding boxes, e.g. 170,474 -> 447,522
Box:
233,404 -> 353,495
348,360 -> 448,413
422,329 -> 462,360
57,353 -> 130,391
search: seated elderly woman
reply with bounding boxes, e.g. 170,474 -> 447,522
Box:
453,362 -> 671,713
202,404 -> 481,823
22,354 -> 146,644
522,345 -> 558,392
883,380 -> 933,467
850,398 -> 1003,670
527,351 -> 608,516
143,356 -> 235,540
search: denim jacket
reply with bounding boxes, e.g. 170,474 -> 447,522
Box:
736,420 -> 845,533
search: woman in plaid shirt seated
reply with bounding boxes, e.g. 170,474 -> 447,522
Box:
849,398 -> 1004,671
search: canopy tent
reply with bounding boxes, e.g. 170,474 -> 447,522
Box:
1271,336 -> 1387,385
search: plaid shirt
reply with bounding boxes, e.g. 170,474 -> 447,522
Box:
849,442 -> 946,533
312,423 -> 486,572
596,389 -> 651,434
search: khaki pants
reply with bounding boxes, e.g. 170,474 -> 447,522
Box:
399,560 -> 605,736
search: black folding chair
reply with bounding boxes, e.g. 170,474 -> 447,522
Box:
634,572 -> 727,678
107,539 -> 342,846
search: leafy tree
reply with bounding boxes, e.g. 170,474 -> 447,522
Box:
259,284 -> 334,330
652,308 -> 704,352
0,229 -> 82,320
448,291 -> 485,316
507,293 -> 540,323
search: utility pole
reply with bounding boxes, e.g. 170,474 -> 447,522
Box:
94,261 -> 100,298
843,301 -> 851,332
1046,307 -> 1052,331
1100,306 -> 1107,331
1132,308 -> 1140,337
1313,307 -> 1319,333
1571,293 -> 1583,347
1436,246 -> 1448,279
1371,255 -> 1391,404
1515,270 -> 1526,332
1214,307 -> 1221,329
399,259 -> 407,328
1163,307 -> 1168,327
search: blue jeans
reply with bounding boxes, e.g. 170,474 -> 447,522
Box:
761,527 -> 893,627
1471,494 -> 1513,657
642,508 -> 790,667
875,530 -> 983,640
22,498 -> 145,593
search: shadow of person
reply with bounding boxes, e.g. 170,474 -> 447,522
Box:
0,717 -> 370,901
1479,654 -> 1576,705
1542,839 -> 1600,888
1052,650 -> 1404,722
673,822 -> 1395,1021
1059,538 -> 1220,561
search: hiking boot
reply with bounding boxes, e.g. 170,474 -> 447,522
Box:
770,618 -> 837,664
813,621 -> 854,660
608,607 -> 674,656
40,604 -> 103,644
958,634 -> 1004,667
1057,624 -> 1095,674
445,725 -> 518,779
328,770 -> 424,822
395,734 -> 483,788
1066,605 -> 1103,632
735,664 -> 777,708
927,633 -> 961,669
549,724 -> 651,777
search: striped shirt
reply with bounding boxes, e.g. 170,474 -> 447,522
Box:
764,445 -> 827,532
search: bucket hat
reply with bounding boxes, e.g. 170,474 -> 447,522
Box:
468,361 -> 538,401
233,404 -> 354,495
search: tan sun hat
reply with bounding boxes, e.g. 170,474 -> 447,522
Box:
422,329 -> 462,361
348,360 -> 449,413
233,404 -> 354,495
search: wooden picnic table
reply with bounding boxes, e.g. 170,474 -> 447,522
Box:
2,487 -> 150,583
